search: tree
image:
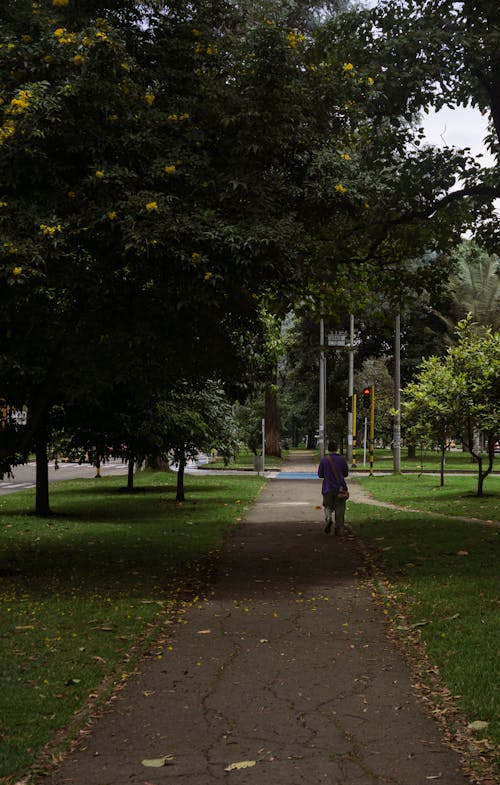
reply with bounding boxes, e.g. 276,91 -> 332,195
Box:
0,2 -> 329,508
365,0 -> 500,248
434,241 -> 500,335
157,381 -> 238,502
402,357 -> 460,486
402,317 -> 500,495
3,0 -> 494,517
449,319 -> 500,495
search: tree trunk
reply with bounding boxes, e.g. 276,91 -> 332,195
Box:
407,443 -> 416,459
439,445 -> 446,487
127,457 -> 134,491
264,386 -> 281,458
35,422 -> 51,516
176,449 -> 186,502
477,454 -> 484,497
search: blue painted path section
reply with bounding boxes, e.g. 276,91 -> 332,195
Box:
275,471 -> 318,480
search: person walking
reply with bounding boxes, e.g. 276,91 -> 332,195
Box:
318,440 -> 349,535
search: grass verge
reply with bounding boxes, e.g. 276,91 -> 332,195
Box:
0,470 -> 265,782
357,473 -> 500,521
348,476 -> 499,775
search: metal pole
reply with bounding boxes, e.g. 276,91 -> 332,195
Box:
369,384 -> 375,476
319,318 -> 325,460
352,393 -> 357,469
363,417 -> 367,466
347,314 -> 354,464
262,417 -> 265,474
393,310 -> 402,473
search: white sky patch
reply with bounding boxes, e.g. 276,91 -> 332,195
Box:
420,104 -> 494,166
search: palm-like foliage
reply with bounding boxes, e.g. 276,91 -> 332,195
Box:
436,241 -> 500,335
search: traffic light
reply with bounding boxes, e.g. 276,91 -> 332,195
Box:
362,387 -> 371,409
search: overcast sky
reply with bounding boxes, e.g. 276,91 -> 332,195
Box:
420,105 -> 493,166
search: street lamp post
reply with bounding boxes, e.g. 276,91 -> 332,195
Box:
347,314 -> 354,464
318,318 -> 325,460
393,310 -> 402,473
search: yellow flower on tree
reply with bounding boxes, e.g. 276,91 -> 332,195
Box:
204,271 -> 213,281
71,54 -> 84,65
95,170 -> 105,178
107,211 -> 117,220
12,267 -> 23,276
8,90 -> 32,114
164,164 -> 176,174
145,201 -> 158,211
286,31 -> 305,49
342,62 -> 354,75
52,0 -> 70,6
335,183 -> 347,193
40,223 -> 62,236
144,93 -> 155,106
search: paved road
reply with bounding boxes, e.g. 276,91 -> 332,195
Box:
39,452 -> 473,785
0,460 -> 129,495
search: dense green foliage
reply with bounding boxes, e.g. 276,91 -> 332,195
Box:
403,318 -> 500,494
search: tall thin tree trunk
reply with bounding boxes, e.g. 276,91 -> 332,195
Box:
176,449 -> 186,502
127,457 -> 134,491
439,445 -> 446,487
476,454 -> 484,497
264,386 -> 281,458
35,421 -> 51,516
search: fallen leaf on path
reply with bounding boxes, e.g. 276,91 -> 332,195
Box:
225,760 -> 257,771
197,629 -> 212,634
426,775 -> 442,780
141,755 -> 174,768
468,720 -> 489,731
457,550 -> 469,556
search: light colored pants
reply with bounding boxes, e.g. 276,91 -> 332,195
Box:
323,492 -> 346,531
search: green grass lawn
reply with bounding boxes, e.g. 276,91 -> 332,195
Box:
349,474 -> 500,770
0,470 -> 265,782
357,473 -> 500,521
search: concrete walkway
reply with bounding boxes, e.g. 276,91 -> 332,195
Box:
40,453 -> 472,785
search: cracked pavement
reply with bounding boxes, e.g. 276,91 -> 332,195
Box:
41,460 -> 472,785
